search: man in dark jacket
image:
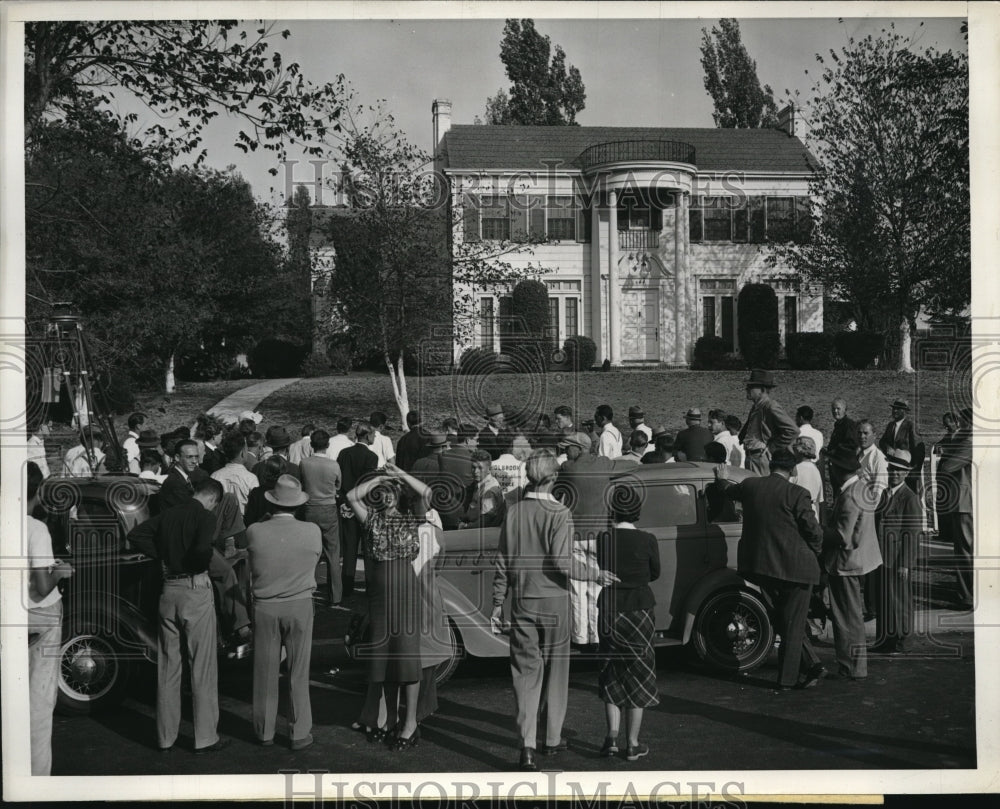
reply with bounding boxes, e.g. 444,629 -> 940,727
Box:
872,449 -> 923,653
878,399 -> 925,493
252,426 -> 300,481
674,408 -> 715,462
478,404 -> 513,461
937,407 -> 974,610
714,448 -> 825,689
738,370 -> 798,476
395,411 -> 426,472
824,398 -> 859,492
336,422 -> 379,596
438,424 -> 479,529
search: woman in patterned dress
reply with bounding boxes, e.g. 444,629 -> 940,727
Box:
348,463 -> 431,750
597,485 -> 661,762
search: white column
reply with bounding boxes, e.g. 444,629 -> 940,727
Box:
680,192 -> 692,365
608,190 -> 620,365
673,192 -> 683,364
590,195 -> 603,363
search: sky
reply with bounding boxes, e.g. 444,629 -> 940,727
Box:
102,14 -> 967,203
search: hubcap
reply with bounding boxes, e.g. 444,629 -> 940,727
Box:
60,635 -> 119,701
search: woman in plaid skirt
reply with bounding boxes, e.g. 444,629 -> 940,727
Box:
597,485 -> 661,762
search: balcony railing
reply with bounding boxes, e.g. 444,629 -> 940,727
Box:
578,139 -> 697,170
618,229 -> 660,249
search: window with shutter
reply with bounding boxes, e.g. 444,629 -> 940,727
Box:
703,198 -> 732,242
481,196 -> 511,240
547,195 -> 577,241
767,197 -> 795,242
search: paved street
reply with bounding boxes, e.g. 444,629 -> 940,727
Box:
51,590 -> 975,776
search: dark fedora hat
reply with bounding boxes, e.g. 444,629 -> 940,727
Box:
137,429 -> 161,449
485,403 -> 504,417
745,369 -> 776,389
628,405 -> 645,418
265,425 -> 292,449
425,431 -> 449,447
890,399 -> 910,411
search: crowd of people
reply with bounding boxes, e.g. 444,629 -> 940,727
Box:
23,372 -> 975,772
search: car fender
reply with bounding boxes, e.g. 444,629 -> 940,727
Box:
63,591 -> 158,664
679,569 -> 769,645
437,578 -> 509,658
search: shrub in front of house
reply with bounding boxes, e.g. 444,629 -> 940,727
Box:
740,331 -> 782,369
562,335 -> 597,371
786,332 -> 835,370
249,338 -> 309,378
692,335 -> 729,370
834,330 -> 885,369
737,284 -> 779,349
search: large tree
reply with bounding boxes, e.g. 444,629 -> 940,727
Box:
482,19 -> 585,125
24,21 -> 343,166
773,27 -> 969,371
322,98 -> 547,425
699,19 -> 779,128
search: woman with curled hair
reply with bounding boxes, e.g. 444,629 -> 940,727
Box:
596,486 -> 660,762
491,449 -> 618,771
790,436 -> 823,523
347,463 -> 431,751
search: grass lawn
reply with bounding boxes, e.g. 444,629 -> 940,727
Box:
259,369 -> 962,444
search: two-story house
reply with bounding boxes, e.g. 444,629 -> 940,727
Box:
434,99 -> 823,367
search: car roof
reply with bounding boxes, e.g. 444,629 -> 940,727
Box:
610,461 -> 758,484
41,474 -> 161,502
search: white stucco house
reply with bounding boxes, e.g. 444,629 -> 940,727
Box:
434,99 -> 823,367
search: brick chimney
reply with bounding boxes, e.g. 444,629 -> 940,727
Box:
433,99 -> 452,148
776,103 -> 805,141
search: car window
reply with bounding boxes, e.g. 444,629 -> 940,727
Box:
634,483 -> 698,528
704,480 -> 742,524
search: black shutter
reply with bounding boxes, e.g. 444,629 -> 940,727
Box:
689,208 -> 703,243
749,197 -> 766,243
510,195 -> 527,243
651,207 -> 663,231
794,197 -> 813,243
463,193 -> 480,242
529,205 -> 546,240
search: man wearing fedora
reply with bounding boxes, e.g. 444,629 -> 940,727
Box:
641,429 -> 676,464
246,475 -> 322,749
253,426 -> 300,482
675,408 -> 715,462
478,404 -> 513,462
872,449 -> 923,653
738,370 -> 798,477
878,399 -> 925,494
628,406 -> 653,449
937,407 -> 974,610
823,450 -> 883,680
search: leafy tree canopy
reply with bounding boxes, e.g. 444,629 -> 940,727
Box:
700,18 -> 779,128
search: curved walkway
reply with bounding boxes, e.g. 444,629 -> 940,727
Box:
207,378 -> 302,424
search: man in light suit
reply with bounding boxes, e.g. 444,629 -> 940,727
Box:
714,448 -> 826,690
878,399 -> 925,493
937,407 -> 974,610
824,451 -> 883,680
872,449 -> 923,653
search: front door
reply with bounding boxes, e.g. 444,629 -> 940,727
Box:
621,288 -> 659,360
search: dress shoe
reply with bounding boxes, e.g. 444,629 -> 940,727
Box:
390,727 -> 420,751
540,738 -> 568,755
797,664 -> 827,689
835,671 -> 867,682
258,738 -> 274,747
625,743 -> 649,762
290,734 -> 314,751
158,745 -> 174,754
194,738 -> 231,754
600,737 -> 620,757
519,747 -> 537,771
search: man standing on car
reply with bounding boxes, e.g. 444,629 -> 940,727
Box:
127,478 -> 230,753
738,370 -> 798,476
713,448 -> 826,690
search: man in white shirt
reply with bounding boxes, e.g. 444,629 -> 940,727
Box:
138,450 -> 168,483
627,405 -> 654,454
328,417 -> 356,459
210,432 -> 260,514
796,406 -> 825,454
594,404 -> 622,460
369,411 -> 395,468
63,429 -> 106,477
708,409 -> 738,467
288,423 -> 315,465
553,405 -> 575,436
121,412 -> 146,473
857,419 -> 888,501
26,461 -> 74,775
27,419 -> 51,479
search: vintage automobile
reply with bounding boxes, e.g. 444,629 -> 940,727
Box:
38,475 -> 250,714
383,461 -> 774,684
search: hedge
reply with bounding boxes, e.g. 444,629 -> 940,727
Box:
249,338 -> 309,378
562,335 -> 597,371
740,331 -> 781,369
834,330 -> 885,370
786,332 -> 835,370
692,335 -> 729,370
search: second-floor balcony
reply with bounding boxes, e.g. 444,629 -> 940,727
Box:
618,229 -> 660,249
578,139 -> 697,171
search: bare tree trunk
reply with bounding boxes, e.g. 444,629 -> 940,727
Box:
898,317 -> 915,373
165,352 -> 176,394
385,351 -> 410,431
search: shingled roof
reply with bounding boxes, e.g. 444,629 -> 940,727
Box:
441,125 -> 820,174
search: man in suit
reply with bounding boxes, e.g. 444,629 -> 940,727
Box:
438,423 -> 478,529
491,450 -> 618,771
336,421 -> 379,596
878,399 -> 925,493
738,370 -> 798,476
299,429 -> 343,607
674,408 -> 715,462
478,404 -> 513,462
714,448 -> 825,690
395,411 -> 426,472
127,478 -> 230,753
824,399 -> 859,492
872,449 -> 923,653
937,407 -> 974,610
246,475 -> 321,749
824,450 -> 883,680
252,426 -> 300,481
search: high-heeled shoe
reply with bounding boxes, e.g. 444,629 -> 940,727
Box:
390,726 -> 420,751
366,726 -> 388,744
